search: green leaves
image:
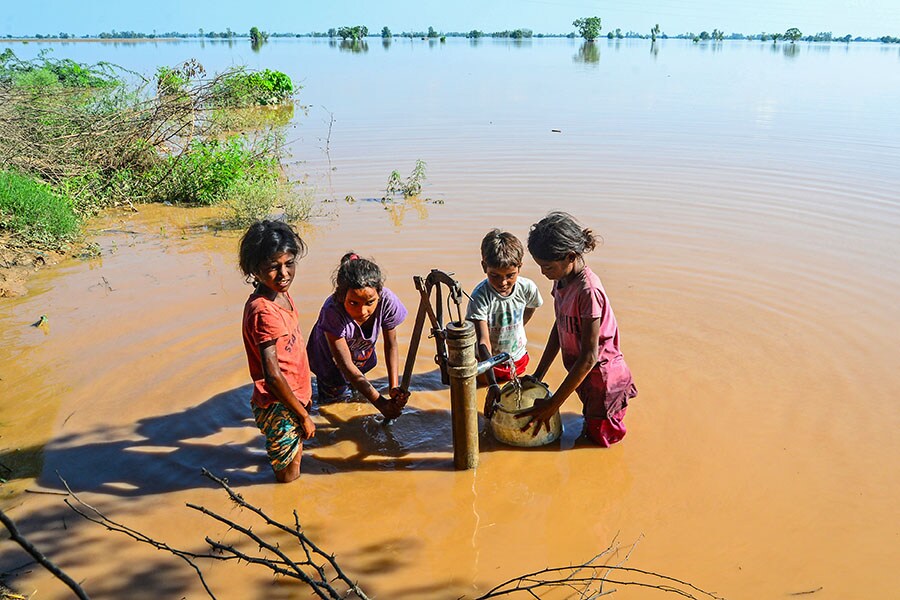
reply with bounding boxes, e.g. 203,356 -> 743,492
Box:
573,17 -> 602,41
215,69 -> 295,107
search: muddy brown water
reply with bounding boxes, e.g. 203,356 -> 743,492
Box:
2,39 -> 899,599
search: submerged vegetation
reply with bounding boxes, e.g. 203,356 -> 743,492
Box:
384,160 -> 427,200
0,49 -> 306,251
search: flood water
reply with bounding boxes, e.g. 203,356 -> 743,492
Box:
1,38 -> 899,599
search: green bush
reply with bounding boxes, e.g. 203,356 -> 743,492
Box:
0,48 -> 120,88
155,66 -> 189,95
0,170 -> 79,247
214,69 -> 295,107
154,136 -> 278,205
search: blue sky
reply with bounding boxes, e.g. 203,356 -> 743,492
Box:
3,0 -> 899,38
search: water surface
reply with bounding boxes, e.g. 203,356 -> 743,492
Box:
1,38 -> 899,599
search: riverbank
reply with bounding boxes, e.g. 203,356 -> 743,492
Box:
0,234 -> 67,297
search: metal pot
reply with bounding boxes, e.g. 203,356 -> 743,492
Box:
489,379 -> 562,447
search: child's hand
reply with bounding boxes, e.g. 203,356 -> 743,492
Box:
373,395 -> 403,420
518,396 -> 558,437
299,415 -> 316,440
389,386 -> 410,409
484,384 -> 501,419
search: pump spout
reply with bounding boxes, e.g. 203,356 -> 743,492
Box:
475,352 -> 511,376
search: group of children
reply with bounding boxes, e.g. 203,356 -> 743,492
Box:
239,212 -> 637,482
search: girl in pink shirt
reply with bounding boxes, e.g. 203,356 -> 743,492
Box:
522,212 -> 637,446
239,220 -> 315,483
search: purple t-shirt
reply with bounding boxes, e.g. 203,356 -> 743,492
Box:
552,267 -> 634,418
307,287 -> 407,377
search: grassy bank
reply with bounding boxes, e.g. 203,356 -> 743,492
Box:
0,170 -> 79,248
0,50 -> 311,254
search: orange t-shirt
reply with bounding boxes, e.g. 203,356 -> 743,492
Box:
242,292 -> 312,409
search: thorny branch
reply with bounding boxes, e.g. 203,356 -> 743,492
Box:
0,507 -> 90,600
60,470 -> 369,600
474,535 -> 725,600
3,469 -> 727,600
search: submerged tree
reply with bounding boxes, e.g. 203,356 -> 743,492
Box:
573,16 -> 602,41
784,27 -> 802,43
651,24 -> 661,42
249,26 -> 268,45
381,26 -> 391,38
337,26 -> 367,41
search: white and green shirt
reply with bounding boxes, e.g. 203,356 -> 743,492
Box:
466,276 -> 543,361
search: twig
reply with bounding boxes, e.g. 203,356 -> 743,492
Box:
24,488 -> 70,496
59,475 -> 218,599
0,507 -> 90,600
60,470 -> 368,599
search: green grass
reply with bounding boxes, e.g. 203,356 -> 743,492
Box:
0,170 -> 79,247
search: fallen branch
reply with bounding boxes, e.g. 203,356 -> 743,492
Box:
475,536 -> 725,600
0,507 -> 90,600
55,469 -> 721,600
61,470 -> 368,599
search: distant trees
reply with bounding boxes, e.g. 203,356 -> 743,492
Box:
784,27 -> 802,43
337,26 -> 368,41
573,17 -> 602,41
651,24 -> 660,42
467,30 -> 484,38
249,27 -> 268,45
490,29 -> 532,39
427,26 -> 439,38
381,26 -> 391,38
771,32 -> 783,44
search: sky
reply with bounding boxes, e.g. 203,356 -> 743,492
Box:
3,0 -> 899,39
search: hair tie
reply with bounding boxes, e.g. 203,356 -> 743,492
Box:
348,253 -> 359,260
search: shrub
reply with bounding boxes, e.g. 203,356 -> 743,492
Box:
214,69 -> 294,107
0,48 -> 120,88
156,66 -> 189,96
155,136 -> 278,205
0,170 -> 79,247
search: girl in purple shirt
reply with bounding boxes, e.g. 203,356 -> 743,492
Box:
307,252 -> 409,419
521,212 -> 637,446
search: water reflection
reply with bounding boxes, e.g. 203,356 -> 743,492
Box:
783,43 -> 800,59
382,38 -> 391,50
574,41 -> 600,64
339,40 -> 369,53
650,40 -> 659,58
383,197 -> 430,228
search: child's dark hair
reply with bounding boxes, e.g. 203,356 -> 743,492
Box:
527,211 -> 598,261
238,220 -> 307,282
332,252 -> 384,301
481,229 -> 524,269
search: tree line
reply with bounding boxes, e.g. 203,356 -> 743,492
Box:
5,23 -> 899,44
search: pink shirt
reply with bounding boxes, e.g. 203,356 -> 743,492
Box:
242,292 -> 312,409
552,266 -> 634,417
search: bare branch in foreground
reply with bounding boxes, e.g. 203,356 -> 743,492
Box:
56,469 -> 722,600
474,535 -> 725,600
60,470 -> 369,600
0,507 -> 90,600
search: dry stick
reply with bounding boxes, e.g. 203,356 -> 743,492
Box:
198,469 -> 368,599
185,502 -> 333,598
60,470 -> 367,600
476,559 -> 724,600
58,477 -> 218,600
0,508 -> 90,600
